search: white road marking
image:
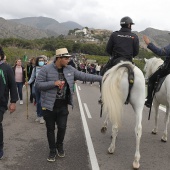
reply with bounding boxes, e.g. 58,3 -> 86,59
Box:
75,84 -> 99,170
78,86 -> 81,90
84,103 -> 92,118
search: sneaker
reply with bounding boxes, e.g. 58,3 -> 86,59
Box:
0,150 -> 3,160
40,117 -> 45,124
47,149 -> 56,162
56,144 -> 65,158
20,100 -> 23,105
35,117 -> 41,122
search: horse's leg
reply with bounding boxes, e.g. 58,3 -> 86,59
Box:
101,114 -> 109,133
132,107 -> 143,169
108,124 -> 118,153
161,106 -> 169,142
152,100 -> 159,134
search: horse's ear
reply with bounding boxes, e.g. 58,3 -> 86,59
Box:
144,58 -> 148,62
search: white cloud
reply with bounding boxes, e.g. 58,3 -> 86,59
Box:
0,0 -> 170,32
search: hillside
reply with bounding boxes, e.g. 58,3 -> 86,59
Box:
0,17 -> 51,39
61,21 -> 83,30
10,17 -> 83,35
140,28 -> 170,47
0,16 -> 169,48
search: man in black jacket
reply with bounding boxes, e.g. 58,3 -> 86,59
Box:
100,16 -> 139,76
0,47 -> 18,159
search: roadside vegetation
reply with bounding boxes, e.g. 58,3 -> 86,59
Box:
0,37 -> 156,70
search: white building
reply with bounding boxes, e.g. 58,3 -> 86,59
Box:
75,28 -> 87,35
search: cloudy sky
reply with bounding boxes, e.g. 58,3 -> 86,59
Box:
1,0 -> 170,32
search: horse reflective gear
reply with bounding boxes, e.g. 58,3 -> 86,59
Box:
117,63 -> 135,104
144,57 -> 170,142
101,61 -> 145,169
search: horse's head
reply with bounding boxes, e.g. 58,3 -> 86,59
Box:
143,58 -> 152,81
143,57 -> 164,80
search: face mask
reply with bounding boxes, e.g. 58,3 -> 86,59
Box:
38,61 -> 44,66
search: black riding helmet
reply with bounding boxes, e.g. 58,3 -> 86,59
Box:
120,16 -> 134,26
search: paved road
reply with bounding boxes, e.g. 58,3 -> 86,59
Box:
76,81 -> 170,170
0,86 -> 90,170
0,81 -> 170,170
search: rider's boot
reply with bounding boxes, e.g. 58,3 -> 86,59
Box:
98,82 -> 103,105
98,96 -> 103,105
145,83 -> 154,108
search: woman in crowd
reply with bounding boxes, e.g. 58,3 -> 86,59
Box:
26,56 -> 45,124
13,59 -> 25,105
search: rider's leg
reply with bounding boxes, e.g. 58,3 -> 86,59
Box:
145,82 -> 154,107
98,60 -> 112,104
145,69 -> 161,108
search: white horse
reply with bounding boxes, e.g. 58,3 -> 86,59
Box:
101,61 -> 145,169
144,57 -> 170,142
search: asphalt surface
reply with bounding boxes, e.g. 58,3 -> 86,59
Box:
0,86 -> 90,170
76,81 -> 170,170
1,81 -> 170,170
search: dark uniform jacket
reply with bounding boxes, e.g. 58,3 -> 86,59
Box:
106,28 -> 139,61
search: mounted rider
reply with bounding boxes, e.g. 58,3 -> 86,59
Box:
100,16 -> 139,76
143,35 -> 170,108
98,17 -> 139,105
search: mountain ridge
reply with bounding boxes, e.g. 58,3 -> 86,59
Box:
0,16 -> 169,47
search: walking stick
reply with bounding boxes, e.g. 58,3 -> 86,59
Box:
23,54 -> 29,119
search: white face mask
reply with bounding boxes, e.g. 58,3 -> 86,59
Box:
38,61 -> 45,66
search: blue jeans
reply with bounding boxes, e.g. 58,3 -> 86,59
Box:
16,82 -> 23,100
0,107 -> 6,150
35,86 -> 42,117
43,106 -> 69,150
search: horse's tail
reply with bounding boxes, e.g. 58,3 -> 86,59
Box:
102,63 -> 131,127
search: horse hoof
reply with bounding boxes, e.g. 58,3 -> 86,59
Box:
101,127 -> 107,133
161,138 -> 167,142
108,147 -> 115,154
133,161 -> 140,169
151,131 -> 157,135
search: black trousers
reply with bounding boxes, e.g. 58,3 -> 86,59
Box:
43,106 -> 69,150
0,107 -> 6,150
148,67 -> 167,84
29,83 -> 34,102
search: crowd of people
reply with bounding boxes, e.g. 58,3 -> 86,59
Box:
0,46 -> 102,162
0,15 -> 170,165
76,62 -> 102,85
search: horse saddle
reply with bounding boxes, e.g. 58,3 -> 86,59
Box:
117,62 -> 135,104
155,76 -> 167,92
